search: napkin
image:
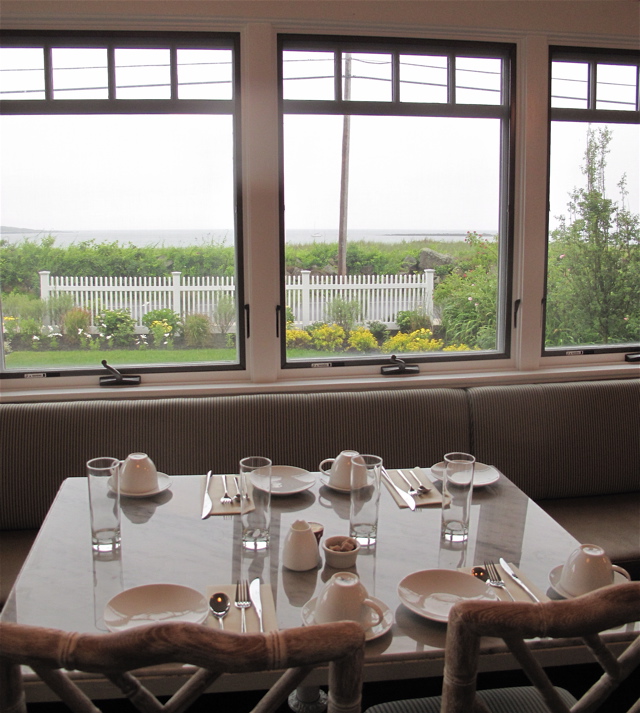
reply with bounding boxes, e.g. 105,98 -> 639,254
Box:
205,475 -> 254,516
205,584 -> 278,633
383,467 -> 443,508
460,563 -> 549,603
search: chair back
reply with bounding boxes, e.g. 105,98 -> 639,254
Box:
441,582 -> 640,713
0,619 -> 365,713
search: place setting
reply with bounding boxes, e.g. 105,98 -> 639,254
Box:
107,453 -> 172,499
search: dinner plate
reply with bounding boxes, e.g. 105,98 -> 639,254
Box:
251,465 -> 315,495
398,569 -> 498,623
108,472 -> 172,498
301,596 -> 393,641
104,583 -> 208,632
429,462 -> 499,487
548,565 -> 629,599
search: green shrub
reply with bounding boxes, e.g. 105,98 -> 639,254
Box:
286,328 -> 312,349
367,320 -> 389,345
212,295 -> 236,334
142,309 -> 181,335
396,308 -> 431,333
97,308 -> 136,348
1,292 -> 45,321
325,297 -> 361,333
347,327 -> 379,353
381,328 -> 443,353
308,323 -> 345,352
183,313 -> 211,348
148,319 -> 174,348
62,307 -> 92,345
47,293 -> 75,326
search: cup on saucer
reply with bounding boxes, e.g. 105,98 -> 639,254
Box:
313,571 -> 383,627
119,453 -> 159,495
557,544 -> 631,597
319,450 -> 359,491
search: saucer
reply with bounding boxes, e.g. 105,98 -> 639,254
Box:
548,564 -> 629,599
301,596 -> 393,641
104,583 -> 208,632
109,472 -> 172,498
319,476 -> 351,493
251,465 -> 315,496
429,462 -> 499,488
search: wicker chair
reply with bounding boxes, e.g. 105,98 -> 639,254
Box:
365,582 -> 640,713
0,619 -> 365,713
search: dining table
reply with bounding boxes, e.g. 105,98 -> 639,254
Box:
3,466 -> 638,704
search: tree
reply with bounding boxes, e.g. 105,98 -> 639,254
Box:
546,127 -> 640,347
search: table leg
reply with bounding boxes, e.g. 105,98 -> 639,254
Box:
288,685 -> 328,712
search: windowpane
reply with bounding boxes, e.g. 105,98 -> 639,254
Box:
0,47 -> 45,99
551,61 -> 589,108
455,57 -> 501,105
115,48 -> 171,99
343,52 -> 392,101
177,49 -> 232,100
52,48 -> 108,99
282,50 -> 334,100
596,63 -> 637,110
400,54 -> 448,103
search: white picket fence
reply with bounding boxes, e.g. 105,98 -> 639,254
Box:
39,269 -> 435,328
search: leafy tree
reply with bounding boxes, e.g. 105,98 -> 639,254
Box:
546,127 -> 640,346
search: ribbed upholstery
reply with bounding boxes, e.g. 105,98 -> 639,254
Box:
468,379 -> 640,500
0,388 -> 470,530
365,685 -> 577,713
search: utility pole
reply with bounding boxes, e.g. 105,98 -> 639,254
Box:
338,53 -> 351,277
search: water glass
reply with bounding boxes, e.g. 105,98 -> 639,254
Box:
87,457 -> 121,553
441,452 -> 475,542
240,456 -> 272,550
349,454 -> 382,547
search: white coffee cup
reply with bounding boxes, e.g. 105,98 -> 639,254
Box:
559,544 -> 631,597
319,450 -> 359,490
314,571 -> 383,628
119,453 -> 158,494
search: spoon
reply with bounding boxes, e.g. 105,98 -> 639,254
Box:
209,592 -> 231,629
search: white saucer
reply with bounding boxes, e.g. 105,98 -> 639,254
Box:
319,476 -> 351,493
548,564 -> 629,599
429,462 -> 499,487
104,583 -> 208,632
301,595 -> 393,641
398,569 -> 498,623
251,465 -> 315,496
109,472 -> 172,498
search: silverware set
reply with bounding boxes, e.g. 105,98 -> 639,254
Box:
202,473 -> 248,519
484,560 -> 516,601
235,579 -> 251,633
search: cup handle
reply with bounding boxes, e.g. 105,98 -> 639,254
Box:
319,459 -> 335,474
363,598 -> 384,627
612,564 -> 631,581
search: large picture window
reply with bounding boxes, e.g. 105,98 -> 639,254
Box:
279,37 -> 514,368
0,32 -> 243,376
545,48 -> 639,355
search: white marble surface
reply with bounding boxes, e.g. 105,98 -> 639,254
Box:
4,472 -> 637,698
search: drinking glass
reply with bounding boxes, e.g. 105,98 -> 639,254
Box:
87,457 -> 121,553
349,454 -> 382,547
240,456 -> 272,550
441,452 -> 475,542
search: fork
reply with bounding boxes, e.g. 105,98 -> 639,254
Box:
485,560 -> 516,601
220,475 -> 233,505
235,579 -> 251,633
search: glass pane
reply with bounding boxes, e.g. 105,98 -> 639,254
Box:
546,122 -> 640,348
115,48 -> 170,99
1,114 -> 240,369
551,61 -> 589,109
400,54 -> 448,103
596,63 -> 637,111
456,57 -> 501,105
343,52 -> 392,101
0,47 -> 45,100
282,50 -> 334,100
52,48 -> 108,99
177,48 -> 232,100
282,114 -> 502,360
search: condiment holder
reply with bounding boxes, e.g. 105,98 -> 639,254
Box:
322,535 -> 360,569
282,519 -> 320,571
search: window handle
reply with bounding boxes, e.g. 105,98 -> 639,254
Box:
244,304 -> 250,338
275,305 -> 282,338
513,299 -> 521,328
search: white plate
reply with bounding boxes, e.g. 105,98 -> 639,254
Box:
398,569 -> 498,623
429,462 -> 499,487
301,595 -> 393,641
104,583 -> 208,632
319,476 -> 351,493
108,472 -> 172,498
548,564 -> 629,599
251,466 -> 315,495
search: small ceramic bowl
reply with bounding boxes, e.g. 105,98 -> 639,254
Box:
322,536 -> 360,569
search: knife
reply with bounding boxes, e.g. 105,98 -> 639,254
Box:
499,558 -> 541,602
201,470 -> 213,519
381,468 -> 416,511
249,577 -> 264,632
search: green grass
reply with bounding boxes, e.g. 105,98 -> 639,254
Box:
5,348 -> 237,369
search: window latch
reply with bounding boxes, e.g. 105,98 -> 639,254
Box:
99,360 -> 141,387
381,354 -> 420,376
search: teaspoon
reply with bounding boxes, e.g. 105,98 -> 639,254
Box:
209,592 -> 231,629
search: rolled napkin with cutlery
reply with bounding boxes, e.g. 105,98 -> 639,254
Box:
382,467 -> 443,509
205,582 -> 277,633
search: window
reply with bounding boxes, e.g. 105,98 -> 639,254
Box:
545,48 -> 639,355
0,32 -> 243,377
279,37 -> 514,368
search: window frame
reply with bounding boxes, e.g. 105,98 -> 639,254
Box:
277,34 -> 516,370
0,29 -> 246,380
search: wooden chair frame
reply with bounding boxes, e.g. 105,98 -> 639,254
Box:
441,582 -> 640,713
0,620 -> 366,713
